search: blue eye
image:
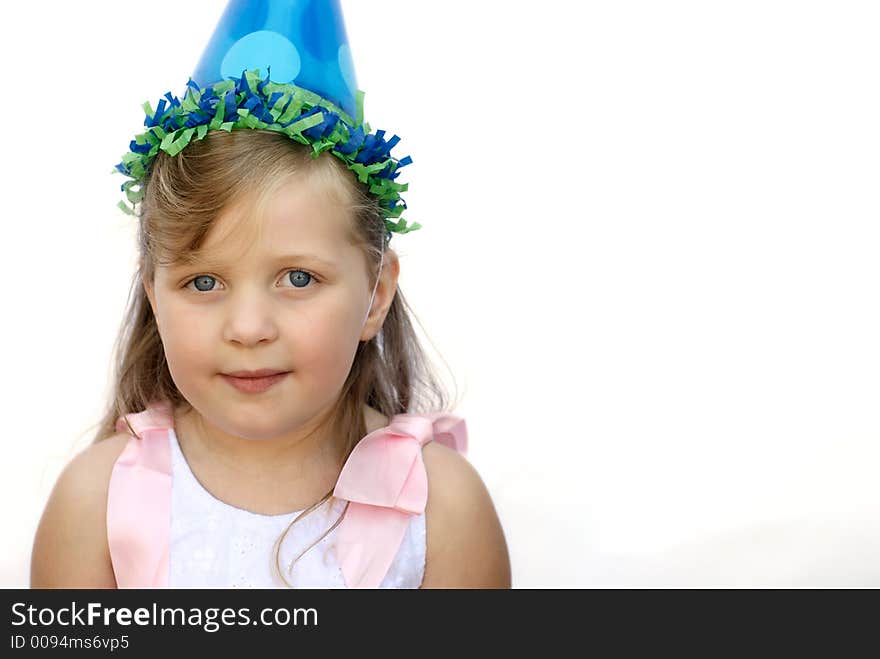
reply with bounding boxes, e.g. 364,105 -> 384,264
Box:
284,269 -> 315,288
184,269 -> 318,293
189,275 -> 217,292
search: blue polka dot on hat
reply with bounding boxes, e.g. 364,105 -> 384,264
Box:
191,0 -> 358,118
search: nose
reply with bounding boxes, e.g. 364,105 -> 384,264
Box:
221,289 -> 280,346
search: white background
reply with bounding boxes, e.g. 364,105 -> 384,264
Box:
1,0 -> 879,587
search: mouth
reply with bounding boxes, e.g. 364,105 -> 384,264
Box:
223,368 -> 289,378
220,370 -> 291,394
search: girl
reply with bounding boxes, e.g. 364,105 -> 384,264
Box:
30,0 -> 510,589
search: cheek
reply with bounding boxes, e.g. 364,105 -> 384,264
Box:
154,289 -> 366,380
155,302 -> 215,374
290,294 -> 365,376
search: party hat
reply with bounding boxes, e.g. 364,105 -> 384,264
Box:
114,0 -> 419,238
190,0 -> 358,119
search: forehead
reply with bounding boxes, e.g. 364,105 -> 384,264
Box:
184,175 -> 357,268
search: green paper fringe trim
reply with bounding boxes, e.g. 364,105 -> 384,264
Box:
113,68 -> 422,240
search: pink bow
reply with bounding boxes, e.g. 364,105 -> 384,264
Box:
332,413 -> 468,588
105,401 -> 468,589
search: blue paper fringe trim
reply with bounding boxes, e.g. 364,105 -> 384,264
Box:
113,67 -> 420,238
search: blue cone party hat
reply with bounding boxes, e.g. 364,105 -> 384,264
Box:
115,0 -> 419,238
190,0 -> 358,119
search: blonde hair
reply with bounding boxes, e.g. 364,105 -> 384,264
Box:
93,128 -> 459,586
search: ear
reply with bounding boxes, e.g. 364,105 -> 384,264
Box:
360,249 -> 400,342
141,272 -> 159,320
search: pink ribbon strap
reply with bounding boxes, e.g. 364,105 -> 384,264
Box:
107,400 -> 174,588
332,412 -> 468,588
106,401 -> 467,589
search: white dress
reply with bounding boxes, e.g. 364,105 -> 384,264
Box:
165,428 -> 427,588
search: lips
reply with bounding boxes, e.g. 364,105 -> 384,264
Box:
224,368 -> 288,378
220,370 -> 291,394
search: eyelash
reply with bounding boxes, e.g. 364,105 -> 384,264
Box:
183,268 -> 321,293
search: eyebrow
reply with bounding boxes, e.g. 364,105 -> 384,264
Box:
172,253 -> 338,270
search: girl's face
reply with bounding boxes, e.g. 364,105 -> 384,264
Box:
143,176 -> 395,441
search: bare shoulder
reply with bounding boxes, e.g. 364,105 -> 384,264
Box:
419,441 -> 512,588
30,433 -> 132,588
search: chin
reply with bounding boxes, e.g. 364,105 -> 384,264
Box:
218,402 -> 322,440
218,406 -> 290,437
